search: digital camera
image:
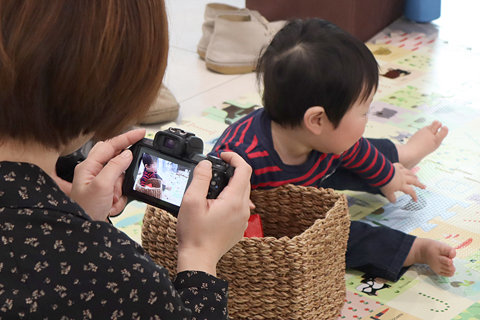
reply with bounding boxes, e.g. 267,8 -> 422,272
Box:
122,127 -> 234,215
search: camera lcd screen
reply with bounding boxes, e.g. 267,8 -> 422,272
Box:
129,146 -> 195,211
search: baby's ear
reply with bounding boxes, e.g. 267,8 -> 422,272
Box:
304,106 -> 327,135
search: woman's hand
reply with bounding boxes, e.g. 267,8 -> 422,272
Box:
380,163 -> 426,203
176,152 -> 254,277
70,129 -> 146,221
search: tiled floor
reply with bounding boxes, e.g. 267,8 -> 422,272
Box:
433,0 -> 480,52
160,0 -> 253,126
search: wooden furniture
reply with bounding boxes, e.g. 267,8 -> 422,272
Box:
246,0 -> 406,41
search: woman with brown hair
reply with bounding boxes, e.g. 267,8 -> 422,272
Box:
0,1 -> 252,318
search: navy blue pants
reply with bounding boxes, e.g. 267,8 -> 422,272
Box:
322,138 -> 416,281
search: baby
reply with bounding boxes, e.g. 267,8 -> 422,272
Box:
210,18 -> 455,281
140,153 -> 161,187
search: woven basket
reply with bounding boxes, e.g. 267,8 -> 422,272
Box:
134,178 -> 162,199
142,184 -> 350,320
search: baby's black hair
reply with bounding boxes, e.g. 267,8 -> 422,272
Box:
256,18 -> 379,128
142,153 -> 154,167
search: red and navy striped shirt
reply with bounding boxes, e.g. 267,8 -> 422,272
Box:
140,170 -> 157,187
209,109 -> 394,190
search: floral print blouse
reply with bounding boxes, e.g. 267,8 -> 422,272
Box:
0,162 -> 229,319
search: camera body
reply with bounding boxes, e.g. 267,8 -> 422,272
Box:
122,127 -> 234,215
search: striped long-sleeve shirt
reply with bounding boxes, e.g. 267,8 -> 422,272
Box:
209,109 -> 394,190
140,170 -> 157,186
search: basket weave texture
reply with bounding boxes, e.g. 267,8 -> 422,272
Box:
134,178 -> 162,198
142,184 -> 350,320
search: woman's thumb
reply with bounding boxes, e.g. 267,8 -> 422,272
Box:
184,160 -> 212,197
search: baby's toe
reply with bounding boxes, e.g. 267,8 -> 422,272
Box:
429,120 -> 442,132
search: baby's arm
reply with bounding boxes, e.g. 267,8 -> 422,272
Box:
379,163 -> 426,203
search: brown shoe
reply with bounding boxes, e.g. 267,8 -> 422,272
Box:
139,84 -> 179,125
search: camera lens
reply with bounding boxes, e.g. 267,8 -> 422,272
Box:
164,138 -> 176,149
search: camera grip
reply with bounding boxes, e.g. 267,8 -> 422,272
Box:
206,155 -> 234,199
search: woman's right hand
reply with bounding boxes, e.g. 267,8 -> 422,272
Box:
176,152 -> 253,277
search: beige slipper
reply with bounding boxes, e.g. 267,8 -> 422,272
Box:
205,13 -> 285,74
197,3 -> 246,60
139,84 -> 179,125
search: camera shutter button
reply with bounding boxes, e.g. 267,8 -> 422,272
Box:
207,155 -> 226,166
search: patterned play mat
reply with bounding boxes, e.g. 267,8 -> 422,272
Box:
112,18 -> 480,320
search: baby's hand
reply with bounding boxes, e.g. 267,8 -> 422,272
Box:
379,163 -> 426,203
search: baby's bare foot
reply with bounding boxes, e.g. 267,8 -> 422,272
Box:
397,121 -> 448,169
404,238 -> 456,277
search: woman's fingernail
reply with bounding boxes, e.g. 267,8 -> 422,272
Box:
198,160 -> 212,168
121,150 -> 132,158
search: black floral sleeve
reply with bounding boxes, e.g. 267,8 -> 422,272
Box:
175,271 -> 229,319
0,162 -> 229,319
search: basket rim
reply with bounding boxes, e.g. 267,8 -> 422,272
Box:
240,192 -> 349,244
143,189 -> 349,245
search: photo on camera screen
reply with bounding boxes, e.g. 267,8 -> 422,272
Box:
133,152 -> 192,207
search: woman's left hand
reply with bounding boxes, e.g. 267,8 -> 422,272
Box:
70,129 -> 146,221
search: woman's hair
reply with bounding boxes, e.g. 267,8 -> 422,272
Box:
0,0 -> 168,149
256,18 -> 379,128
